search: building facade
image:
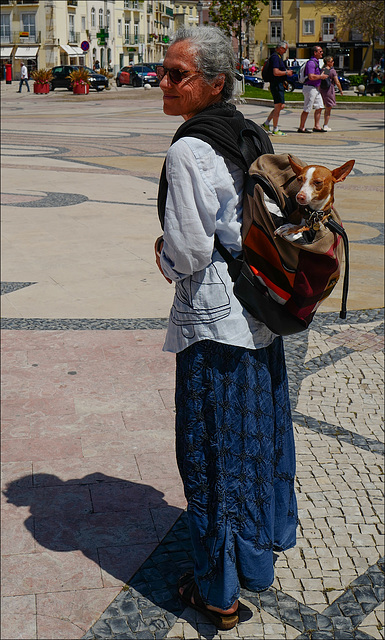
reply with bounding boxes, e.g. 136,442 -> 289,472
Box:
0,0 -> 380,80
251,0 -> 374,72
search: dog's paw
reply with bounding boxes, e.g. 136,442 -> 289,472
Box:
274,223 -> 297,237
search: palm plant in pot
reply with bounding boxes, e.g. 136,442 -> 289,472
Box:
99,67 -> 113,89
31,68 -> 53,94
67,67 -> 90,94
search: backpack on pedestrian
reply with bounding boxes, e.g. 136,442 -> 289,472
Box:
298,61 -> 308,84
215,149 -> 350,336
261,57 -> 272,82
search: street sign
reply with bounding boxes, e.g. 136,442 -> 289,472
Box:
19,32 -> 29,38
81,41 -> 90,52
96,28 -> 109,46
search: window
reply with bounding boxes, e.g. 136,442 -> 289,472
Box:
271,0 -> 281,16
322,16 -> 335,41
270,21 -> 282,42
134,21 -> 139,42
81,16 -> 86,31
69,14 -> 75,41
99,8 -> 103,29
0,13 -> 11,42
106,10 -> 110,28
118,18 -> 122,36
91,7 -> 95,28
303,19 -> 315,35
125,20 -> 130,40
22,13 -> 36,39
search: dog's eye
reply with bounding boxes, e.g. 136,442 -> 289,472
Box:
314,181 -> 323,187
297,176 -> 303,183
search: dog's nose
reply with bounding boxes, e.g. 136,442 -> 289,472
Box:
296,192 -> 307,204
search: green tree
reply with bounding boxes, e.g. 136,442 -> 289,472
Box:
209,0 -> 269,66
315,0 -> 384,70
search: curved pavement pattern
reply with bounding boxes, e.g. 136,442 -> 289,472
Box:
1,85 -> 384,639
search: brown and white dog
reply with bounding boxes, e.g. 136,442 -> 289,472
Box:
275,155 -> 355,240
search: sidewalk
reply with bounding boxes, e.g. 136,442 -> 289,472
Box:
1,87 -> 384,639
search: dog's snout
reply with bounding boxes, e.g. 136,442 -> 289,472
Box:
296,191 -> 307,204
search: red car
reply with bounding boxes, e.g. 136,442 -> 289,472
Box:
116,65 -> 159,87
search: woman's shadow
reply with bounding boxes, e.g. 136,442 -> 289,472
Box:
3,472 -> 184,585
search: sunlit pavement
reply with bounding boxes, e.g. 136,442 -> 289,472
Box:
1,83 -> 384,639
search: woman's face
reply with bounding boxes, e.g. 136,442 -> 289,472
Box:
160,41 -> 224,120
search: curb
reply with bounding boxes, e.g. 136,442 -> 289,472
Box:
244,97 -> 385,110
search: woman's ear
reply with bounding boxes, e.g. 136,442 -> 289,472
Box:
212,73 -> 225,94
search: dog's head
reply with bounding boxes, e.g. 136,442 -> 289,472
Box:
288,156 -> 355,210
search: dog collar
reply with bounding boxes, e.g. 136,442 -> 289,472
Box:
302,205 -> 333,230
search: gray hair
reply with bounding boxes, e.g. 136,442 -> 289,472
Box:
170,26 -> 236,102
277,41 -> 288,49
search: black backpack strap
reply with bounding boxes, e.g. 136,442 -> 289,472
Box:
325,218 -> 350,319
239,120 -> 274,169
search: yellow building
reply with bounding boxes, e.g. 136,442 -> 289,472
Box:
252,0 -> 373,72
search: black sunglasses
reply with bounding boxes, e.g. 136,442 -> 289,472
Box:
156,65 -> 201,84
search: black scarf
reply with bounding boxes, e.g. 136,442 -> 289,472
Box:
157,102 -> 251,230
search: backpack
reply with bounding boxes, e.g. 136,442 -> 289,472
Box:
298,61 -> 308,84
261,58 -> 272,82
215,151 -> 349,336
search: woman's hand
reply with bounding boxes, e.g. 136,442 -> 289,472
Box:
154,236 -> 172,284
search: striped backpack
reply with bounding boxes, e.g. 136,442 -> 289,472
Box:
215,153 -> 349,336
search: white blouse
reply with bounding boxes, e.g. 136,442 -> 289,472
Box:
160,136 -> 276,354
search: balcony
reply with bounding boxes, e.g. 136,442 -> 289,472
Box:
1,30 -> 41,44
68,31 -> 80,44
124,1 -> 143,9
124,34 -> 145,45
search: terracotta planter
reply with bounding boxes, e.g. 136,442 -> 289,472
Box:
33,82 -> 50,94
73,82 -> 89,95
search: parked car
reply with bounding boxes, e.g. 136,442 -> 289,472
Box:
243,74 -> 265,89
284,71 -> 351,93
49,65 -> 108,91
146,62 -> 163,73
116,65 -> 159,87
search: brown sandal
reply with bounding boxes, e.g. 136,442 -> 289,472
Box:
178,572 -> 239,630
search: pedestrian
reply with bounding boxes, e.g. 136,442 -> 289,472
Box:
155,25 -> 297,631
320,56 -> 343,131
297,46 -> 328,133
93,60 -> 100,71
261,41 -> 293,136
17,61 -> 30,93
241,56 -> 250,74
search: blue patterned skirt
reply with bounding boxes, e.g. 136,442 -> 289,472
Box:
175,337 -> 297,609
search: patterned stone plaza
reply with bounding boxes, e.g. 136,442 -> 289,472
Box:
1,84 -> 384,639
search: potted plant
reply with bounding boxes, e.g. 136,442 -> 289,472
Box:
67,67 -> 90,95
31,68 -> 53,94
99,67 -> 113,89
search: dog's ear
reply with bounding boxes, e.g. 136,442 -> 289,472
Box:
288,155 -> 305,177
332,160 -> 355,183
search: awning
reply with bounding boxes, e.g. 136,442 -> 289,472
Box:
70,46 -> 84,55
1,46 -> 14,59
60,45 -> 84,56
14,46 -> 39,59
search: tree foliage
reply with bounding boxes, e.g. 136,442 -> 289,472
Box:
209,0 -> 269,38
315,0 -> 384,42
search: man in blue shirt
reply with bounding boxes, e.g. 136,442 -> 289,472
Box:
262,41 -> 293,137
297,46 -> 328,133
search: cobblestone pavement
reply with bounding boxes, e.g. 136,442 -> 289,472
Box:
1,86 -> 384,639
80,310 -> 384,640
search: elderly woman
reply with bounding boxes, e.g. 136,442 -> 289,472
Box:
155,26 -> 297,631
320,56 -> 343,131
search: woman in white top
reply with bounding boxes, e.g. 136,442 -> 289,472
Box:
154,26 -> 297,631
